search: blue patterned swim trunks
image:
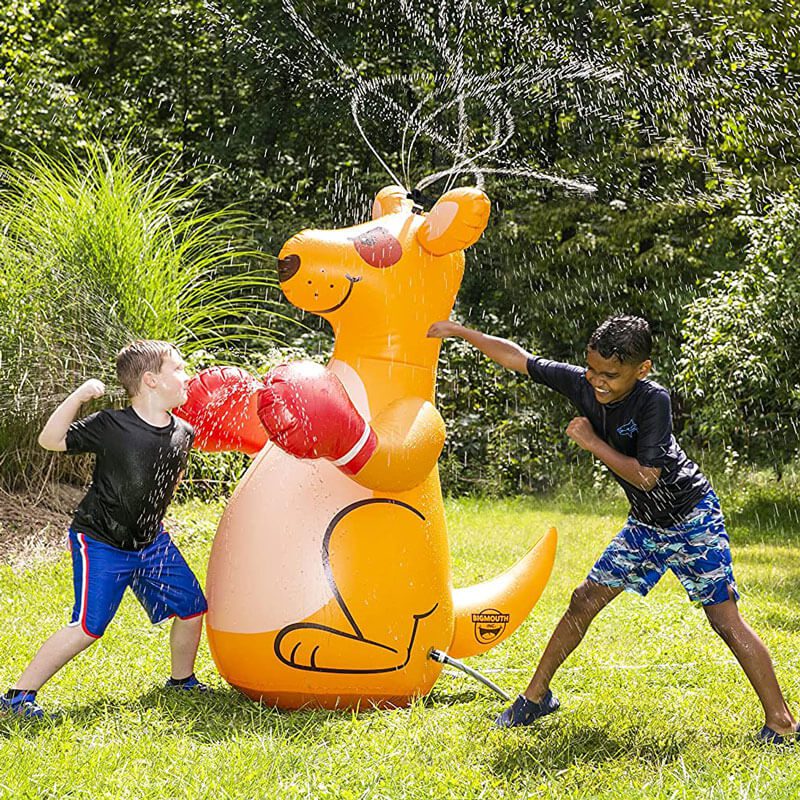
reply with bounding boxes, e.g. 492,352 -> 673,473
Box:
588,490 -> 739,606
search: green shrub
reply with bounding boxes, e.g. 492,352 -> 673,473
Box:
0,142 -> 287,490
677,189 -> 800,472
435,323 -> 593,496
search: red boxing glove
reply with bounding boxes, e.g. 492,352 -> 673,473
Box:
176,366 -> 269,455
257,361 -> 377,475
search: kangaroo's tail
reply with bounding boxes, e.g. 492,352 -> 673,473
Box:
448,527 -> 557,659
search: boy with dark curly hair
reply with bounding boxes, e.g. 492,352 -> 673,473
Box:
429,315 -> 796,744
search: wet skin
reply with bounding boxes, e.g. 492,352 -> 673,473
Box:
584,348 -> 651,404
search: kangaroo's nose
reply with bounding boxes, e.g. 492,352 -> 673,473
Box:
277,254 -> 301,282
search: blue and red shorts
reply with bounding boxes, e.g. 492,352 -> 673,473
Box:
68,527 -> 207,638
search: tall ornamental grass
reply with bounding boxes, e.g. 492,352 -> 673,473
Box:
0,143 -> 287,490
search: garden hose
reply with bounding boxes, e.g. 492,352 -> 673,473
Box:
428,648 -> 511,701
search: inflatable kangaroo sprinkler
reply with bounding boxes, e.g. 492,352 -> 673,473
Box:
179,185 -> 557,709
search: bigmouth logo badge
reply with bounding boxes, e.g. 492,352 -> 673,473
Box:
472,608 -> 510,644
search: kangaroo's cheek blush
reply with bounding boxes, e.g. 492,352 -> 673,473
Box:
353,227 -> 403,268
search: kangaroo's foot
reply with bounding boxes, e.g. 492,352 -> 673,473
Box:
275,605 -> 438,674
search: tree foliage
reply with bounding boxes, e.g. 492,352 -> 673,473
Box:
678,190 -> 800,471
2,0 -> 800,492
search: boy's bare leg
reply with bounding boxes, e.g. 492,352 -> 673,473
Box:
13,626 -> 97,691
169,615 -> 203,680
704,595 -> 795,735
523,580 -> 623,701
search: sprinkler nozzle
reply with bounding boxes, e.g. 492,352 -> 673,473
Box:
407,189 -> 425,214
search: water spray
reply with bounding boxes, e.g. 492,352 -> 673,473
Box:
428,648 -> 510,701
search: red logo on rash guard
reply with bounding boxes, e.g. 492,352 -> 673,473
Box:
352,227 -> 403,268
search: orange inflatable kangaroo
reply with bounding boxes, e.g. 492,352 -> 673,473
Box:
180,185 -> 557,709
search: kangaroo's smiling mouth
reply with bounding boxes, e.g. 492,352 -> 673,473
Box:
311,274 -> 362,314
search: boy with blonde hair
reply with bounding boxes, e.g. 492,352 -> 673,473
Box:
1,341 -> 207,718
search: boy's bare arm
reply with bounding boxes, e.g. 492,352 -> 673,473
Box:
427,320 -> 532,373
566,417 -> 661,491
38,380 -> 105,451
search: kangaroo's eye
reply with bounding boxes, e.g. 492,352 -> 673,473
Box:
352,226 -> 402,268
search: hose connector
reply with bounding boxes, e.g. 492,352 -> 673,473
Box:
427,648 -> 510,701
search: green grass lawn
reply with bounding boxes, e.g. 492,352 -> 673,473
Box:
3,487 -> 800,799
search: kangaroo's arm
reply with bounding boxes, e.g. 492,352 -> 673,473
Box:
352,397 -> 445,492
256,363 -> 444,490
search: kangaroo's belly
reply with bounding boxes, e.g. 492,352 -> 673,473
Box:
206,358 -> 450,635
206,446 -> 372,633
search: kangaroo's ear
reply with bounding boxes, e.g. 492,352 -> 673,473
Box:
372,185 -> 414,219
416,187 -> 491,256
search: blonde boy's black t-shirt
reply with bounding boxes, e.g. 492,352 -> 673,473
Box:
527,356 -> 711,527
65,407 -> 194,550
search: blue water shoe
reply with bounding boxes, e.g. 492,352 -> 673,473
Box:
757,722 -> 800,745
0,690 -> 44,719
164,674 -> 209,691
495,690 -> 560,728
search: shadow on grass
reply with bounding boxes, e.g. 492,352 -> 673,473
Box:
0,686 -> 283,742
0,684 -> 452,743
423,687 -> 484,707
0,711 -> 61,740
488,719 -> 687,776
726,490 -> 800,547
